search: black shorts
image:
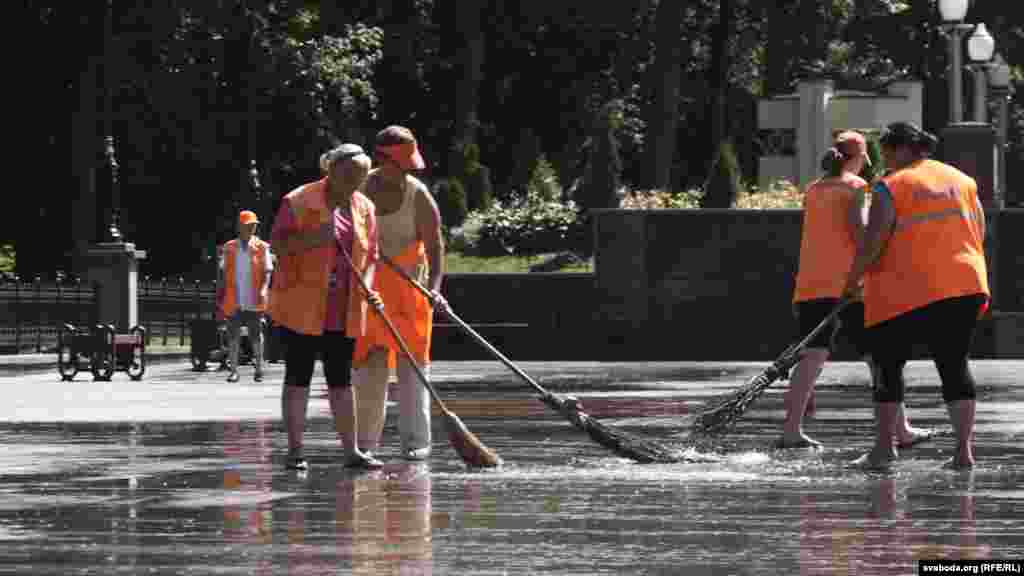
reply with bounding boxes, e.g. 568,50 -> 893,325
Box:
794,298 -> 866,355
281,327 -> 355,389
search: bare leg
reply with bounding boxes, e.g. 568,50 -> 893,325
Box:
946,399 -> 976,469
329,385 -> 382,469
855,401 -> 899,469
779,348 -> 829,448
865,356 -> 934,447
282,385 -> 310,467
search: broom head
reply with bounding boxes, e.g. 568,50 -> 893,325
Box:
444,411 -> 502,468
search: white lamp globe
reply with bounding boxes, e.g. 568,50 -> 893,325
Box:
939,0 -> 970,22
967,23 -> 995,63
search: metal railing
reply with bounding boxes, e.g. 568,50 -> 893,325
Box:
0,275 -> 218,355
0,276 -> 96,354
137,276 -> 218,348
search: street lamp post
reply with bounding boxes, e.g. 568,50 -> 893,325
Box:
988,54 -> 1014,206
938,0 -> 973,124
966,23 -> 995,123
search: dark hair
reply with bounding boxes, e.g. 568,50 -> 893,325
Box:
820,147 -> 848,177
879,121 -> 938,155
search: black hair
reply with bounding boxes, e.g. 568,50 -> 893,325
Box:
879,121 -> 938,155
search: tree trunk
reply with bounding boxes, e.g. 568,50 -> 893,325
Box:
644,0 -> 687,191
379,0 -> 421,130
763,0 -> 795,95
704,0 -> 734,207
450,0 -> 485,179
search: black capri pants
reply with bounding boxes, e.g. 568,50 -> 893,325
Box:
794,298 -> 867,356
280,326 -> 355,389
864,294 -> 986,404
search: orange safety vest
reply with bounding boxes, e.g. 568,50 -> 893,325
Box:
220,237 -> 270,317
863,159 -> 989,327
793,175 -> 867,303
267,179 -> 376,337
353,240 -> 433,367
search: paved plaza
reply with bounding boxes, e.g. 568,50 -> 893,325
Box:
0,359 -> 1022,574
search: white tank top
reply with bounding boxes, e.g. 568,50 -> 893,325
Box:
376,175 -> 419,258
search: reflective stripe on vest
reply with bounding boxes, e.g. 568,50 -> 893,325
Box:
863,159 -> 988,327
221,238 -> 269,317
891,206 -> 978,233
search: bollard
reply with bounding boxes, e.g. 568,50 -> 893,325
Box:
160,277 -> 168,346
13,275 -> 20,353
178,276 -> 186,346
34,276 -> 43,354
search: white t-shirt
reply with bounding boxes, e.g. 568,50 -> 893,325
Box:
234,241 -> 273,311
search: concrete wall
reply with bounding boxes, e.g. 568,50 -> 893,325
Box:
433,208 -> 1022,361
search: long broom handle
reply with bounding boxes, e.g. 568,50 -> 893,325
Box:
340,249 -> 451,413
380,255 -> 555,401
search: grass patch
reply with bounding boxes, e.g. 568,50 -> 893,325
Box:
446,251 -> 592,274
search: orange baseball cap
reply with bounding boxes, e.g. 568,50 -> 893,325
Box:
238,210 -> 259,225
834,131 -> 871,166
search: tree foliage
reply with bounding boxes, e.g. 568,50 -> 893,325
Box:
12,0 -> 1024,275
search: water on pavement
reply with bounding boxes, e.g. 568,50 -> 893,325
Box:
0,360 -> 1021,575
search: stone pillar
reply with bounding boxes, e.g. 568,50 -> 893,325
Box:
797,79 -> 833,187
86,243 -> 147,332
940,122 -> 1000,309
941,122 -> 1000,209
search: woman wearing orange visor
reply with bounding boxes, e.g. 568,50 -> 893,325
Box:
354,126 -> 446,461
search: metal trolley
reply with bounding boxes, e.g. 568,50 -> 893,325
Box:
58,323 -> 146,381
189,317 -> 263,372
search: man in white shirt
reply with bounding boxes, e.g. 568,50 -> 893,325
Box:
217,210 -> 274,382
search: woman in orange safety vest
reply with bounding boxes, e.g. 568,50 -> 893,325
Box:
268,143 -> 384,472
843,122 -> 989,470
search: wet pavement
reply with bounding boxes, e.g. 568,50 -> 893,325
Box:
0,360 -> 1022,575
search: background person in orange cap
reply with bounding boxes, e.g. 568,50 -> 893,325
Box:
268,143 -> 383,471
353,125 -> 445,461
216,210 -> 273,383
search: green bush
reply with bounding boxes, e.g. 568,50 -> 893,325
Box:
527,155 -> 561,201
436,178 -> 469,229
453,142 -> 494,213
472,192 -> 584,257
464,163 -> 494,213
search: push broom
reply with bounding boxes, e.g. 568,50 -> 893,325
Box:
690,299 -> 850,436
341,249 -> 501,468
381,255 -> 692,464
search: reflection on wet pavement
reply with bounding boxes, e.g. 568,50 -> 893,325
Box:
0,361 -> 1021,574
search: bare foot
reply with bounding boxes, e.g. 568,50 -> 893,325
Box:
943,448 -> 974,470
775,433 -> 823,450
851,447 -> 897,471
895,427 -> 937,449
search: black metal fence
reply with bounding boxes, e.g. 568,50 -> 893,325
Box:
0,275 -> 217,355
